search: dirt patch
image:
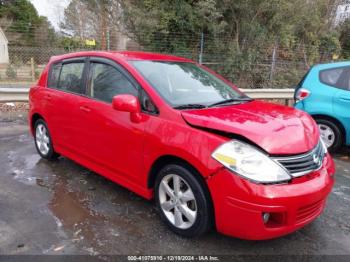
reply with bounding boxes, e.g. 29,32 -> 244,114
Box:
0,102 -> 29,113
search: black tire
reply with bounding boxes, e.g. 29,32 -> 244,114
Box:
315,118 -> 343,153
34,119 -> 59,160
155,164 -> 212,237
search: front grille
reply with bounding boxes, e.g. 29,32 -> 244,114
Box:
273,141 -> 326,177
296,200 -> 324,223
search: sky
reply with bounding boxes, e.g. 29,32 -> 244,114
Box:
30,0 -> 70,30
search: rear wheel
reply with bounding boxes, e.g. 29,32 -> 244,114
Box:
315,118 -> 343,152
155,164 -> 212,237
34,119 -> 59,160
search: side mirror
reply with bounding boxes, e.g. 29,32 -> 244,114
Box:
112,94 -> 142,123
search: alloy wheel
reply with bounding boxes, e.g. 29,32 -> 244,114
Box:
318,124 -> 335,148
35,123 -> 50,155
158,174 -> 197,229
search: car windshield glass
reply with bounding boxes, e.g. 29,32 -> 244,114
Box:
130,61 -> 248,108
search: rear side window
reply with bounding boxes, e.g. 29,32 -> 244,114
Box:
89,63 -> 137,103
57,62 -> 86,94
48,63 -> 61,88
319,67 -> 350,90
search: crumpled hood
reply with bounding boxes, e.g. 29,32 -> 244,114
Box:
181,100 -> 319,155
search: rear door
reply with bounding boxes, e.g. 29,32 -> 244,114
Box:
331,67 -> 350,126
41,61 -> 62,140
45,58 -> 89,153
319,66 -> 350,119
334,66 -> 350,109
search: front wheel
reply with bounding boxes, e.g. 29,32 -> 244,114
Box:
315,118 -> 343,153
155,164 -> 212,237
34,119 -> 59,160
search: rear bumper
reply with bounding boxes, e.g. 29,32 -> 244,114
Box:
207,154 -> 335,240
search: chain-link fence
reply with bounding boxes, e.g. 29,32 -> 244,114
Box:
0,33 -> 342,89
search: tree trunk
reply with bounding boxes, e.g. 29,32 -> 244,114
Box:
100,5 -> 107,50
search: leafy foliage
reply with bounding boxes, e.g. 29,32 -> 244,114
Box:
60,0 -> 123,49
2,0 -> 349,88
0,0 -> 56,46
5,64 -> 16,79
121,0 -> 347,88
339,19 -> 350,58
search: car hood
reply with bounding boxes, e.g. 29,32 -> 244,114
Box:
181,100 -> 319,155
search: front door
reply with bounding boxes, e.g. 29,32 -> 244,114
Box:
80,58 -> 146,184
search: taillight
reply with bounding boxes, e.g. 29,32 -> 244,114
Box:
295,88 -> 311,102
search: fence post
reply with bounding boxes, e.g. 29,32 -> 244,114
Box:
30,57 -> 35,82
107,30 -> 110,51
269,41 -> 277,86
199,32 -> 204,64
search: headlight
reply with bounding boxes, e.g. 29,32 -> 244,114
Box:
320,138 -> 328,154
212,140 -> 291,183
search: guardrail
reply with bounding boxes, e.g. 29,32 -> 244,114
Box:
242,88 -> 294,99
0,87 -> 295,103
0,88 -> 30,102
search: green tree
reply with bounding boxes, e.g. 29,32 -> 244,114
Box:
339,19 -> 350,58
0,0 -> 56,46
122,0 -> 345,88
60,0 -> 123,49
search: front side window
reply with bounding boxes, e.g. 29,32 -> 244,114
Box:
89,63 -> 137,103
320,67 -> 350,90
57,62 -> 85,94
140,89 -> 157,114
130,61 -> 247,107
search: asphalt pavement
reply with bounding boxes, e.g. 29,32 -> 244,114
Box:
0,112 -> 349,257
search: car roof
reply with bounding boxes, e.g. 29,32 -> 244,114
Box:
313,60 -> 350,70
50,51 -> 193,63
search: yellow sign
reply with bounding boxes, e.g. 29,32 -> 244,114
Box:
85,39 -> 96,46
332,54 -> 339,60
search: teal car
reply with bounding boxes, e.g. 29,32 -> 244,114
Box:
295,61 -> 350,152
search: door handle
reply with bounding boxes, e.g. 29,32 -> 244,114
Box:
45,95 -> 52,101
79,106 -> 91,113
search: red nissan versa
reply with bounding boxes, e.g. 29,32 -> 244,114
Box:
29,51 -> 335,240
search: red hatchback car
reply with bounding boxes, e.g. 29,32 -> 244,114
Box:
29,51 -> 335,240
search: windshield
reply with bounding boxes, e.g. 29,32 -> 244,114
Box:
130,61 -> 248,108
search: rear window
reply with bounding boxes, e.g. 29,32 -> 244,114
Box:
319,66 -> 350,90
48,63 -> 61,88
57,62 -> 86,94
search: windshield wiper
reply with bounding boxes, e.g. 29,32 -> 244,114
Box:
209,97 -> 253,107
173,104 -> 207,110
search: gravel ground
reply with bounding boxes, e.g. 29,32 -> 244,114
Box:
0,102 -> 29,112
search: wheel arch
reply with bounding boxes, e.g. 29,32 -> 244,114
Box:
148,154 -> 215,227
148,155 -> 206,189
312,114 -> 346,143
30,113 -> 46,135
